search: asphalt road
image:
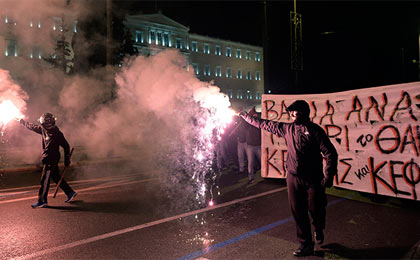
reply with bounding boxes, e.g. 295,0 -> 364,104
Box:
1,161 -> 419,260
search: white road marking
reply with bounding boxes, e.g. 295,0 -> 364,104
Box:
12,186 -> 288,260
0,172 -> 149,192
0,177 -> 159,205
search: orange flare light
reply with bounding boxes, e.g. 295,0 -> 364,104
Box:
0,100 -> 23,125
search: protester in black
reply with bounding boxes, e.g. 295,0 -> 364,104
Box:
236,117 -> 247,173
240,100 -> 338,257
18,113 -> 77,208
244,113 -> 261,184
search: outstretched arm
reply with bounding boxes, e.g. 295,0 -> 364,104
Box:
18,119 -> 42,135
240,112 -> 285,137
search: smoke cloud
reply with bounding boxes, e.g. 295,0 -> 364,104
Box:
58,50 -> 231,207
0,1 -> 233,209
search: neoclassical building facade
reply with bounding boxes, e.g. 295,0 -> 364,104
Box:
125,12 -> 264,110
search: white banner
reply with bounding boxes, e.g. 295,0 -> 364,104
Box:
261,82 -> 420,200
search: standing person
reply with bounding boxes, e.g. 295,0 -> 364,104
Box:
214,128 -> 229,172
240,100 -> 338,257
18,113 -> 77,208
236,117 -> 247,173
244,112 -> 261,184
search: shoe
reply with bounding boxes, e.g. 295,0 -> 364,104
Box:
293,244 -> 314,257
65,191 -> 77,203
314,230 -> 324,245
31,201 -> 48,208
247,179 -> 255,184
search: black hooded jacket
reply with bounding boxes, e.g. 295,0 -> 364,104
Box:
240,114 -> 338,183
20,119 -> 70,164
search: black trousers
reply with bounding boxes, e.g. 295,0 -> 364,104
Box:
286,173 -> 328,246
38,163 -> 74,203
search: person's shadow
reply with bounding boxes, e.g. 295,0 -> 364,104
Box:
317,243 -> 407,259
45,200 -> 147,214
45,200 -> 85,211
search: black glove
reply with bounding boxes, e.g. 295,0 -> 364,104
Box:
64,159 -> 71,167
321,176 -> 333,188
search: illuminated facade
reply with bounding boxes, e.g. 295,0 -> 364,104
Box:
0,13 -> 77,75
125,12 -> 264,110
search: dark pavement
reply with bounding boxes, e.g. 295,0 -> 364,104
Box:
1,159 -> 419,260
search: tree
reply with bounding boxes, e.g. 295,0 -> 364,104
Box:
42,16 -> 75,74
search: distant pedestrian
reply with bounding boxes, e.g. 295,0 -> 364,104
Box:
240,100 -> 338,257
243,108 -> 261,184
213,127 -> 229,172
236,117 -> 247,173
17,113 -> 77,208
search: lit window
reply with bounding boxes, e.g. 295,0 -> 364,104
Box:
236,49 -> 241,59
150,31 -> 156,44
192,63 -> 199,75
31,47 -> 41,59
256,91 -> 262,100
176,38 -> 182,49
236,69 -> 242,79
5,39 -> 17,57
246,71 -> 252,80
255,52 -> 261,61
226,47 -> 231,57
163,33 -> 169,46
192,41 -> 198,52
226,67 -> 232,78
227,89 -> 233,99
215,66 -> 221,77
5,16 -> 16,25
215,45 -> 221,55
237,90 -> 243,99
204,65 -> 210,76
255,71 -> 261,80
246,50 -> 251,60
52,17 -> 62,31
136,31 -> 144,43
246,90 -> 252,100
204,43 -> 210,54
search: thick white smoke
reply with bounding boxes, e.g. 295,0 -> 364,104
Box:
57,50 -> 232,207
0,1 -> 234,208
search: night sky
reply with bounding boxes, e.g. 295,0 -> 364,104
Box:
115,0 -> 420,94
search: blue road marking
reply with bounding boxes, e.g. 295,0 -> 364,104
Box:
177,197 -> 346,260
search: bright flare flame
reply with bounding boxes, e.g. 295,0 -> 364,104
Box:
0,100 -> 23,125
190,85 -> 237,206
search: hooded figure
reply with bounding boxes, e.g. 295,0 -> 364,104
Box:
19,113 -> 77,208
240,100 -> 338,257
286,100 -> 310,117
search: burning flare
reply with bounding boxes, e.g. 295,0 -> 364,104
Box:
190,85 -> 236,206
0,100 -> 24,126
